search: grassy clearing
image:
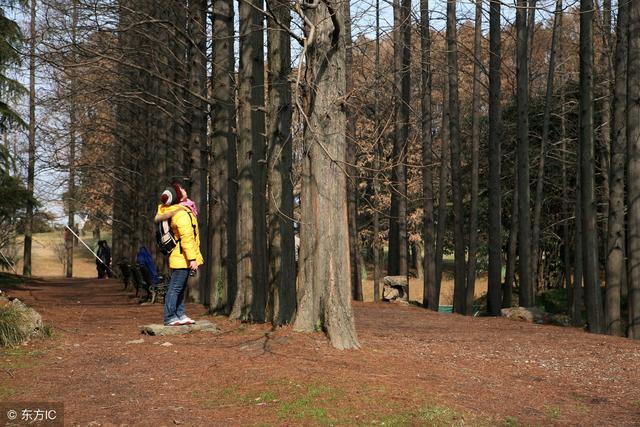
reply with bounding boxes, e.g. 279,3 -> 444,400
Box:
13,231 -> 106,278
189,378 -> 511,426
1,347 -> 47,370
0,384 -> 16,400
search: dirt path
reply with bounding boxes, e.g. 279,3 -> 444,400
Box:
2,277 -> 639,426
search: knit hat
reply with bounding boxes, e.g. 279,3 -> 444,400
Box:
160,186 -> 178,205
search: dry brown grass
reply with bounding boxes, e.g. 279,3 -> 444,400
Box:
13,232 -> 100,278
362,274 -> 488,306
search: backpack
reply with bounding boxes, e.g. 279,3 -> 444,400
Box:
156,218 -> 178,256
155,207 -> 197,256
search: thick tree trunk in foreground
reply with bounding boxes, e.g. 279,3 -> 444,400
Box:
447,0 -> 466,314
293,0 -> 359,349
604,3 -> 629,335
627,0 -> 640,339
267,0 -> 296,325
580,0 -> 605,334
487,0 -> 503,314
605,0 -> 628,337
420,0 -> 436,311
209,0 -> 237,313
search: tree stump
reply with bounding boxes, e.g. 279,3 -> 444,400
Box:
382,276 -> 409,303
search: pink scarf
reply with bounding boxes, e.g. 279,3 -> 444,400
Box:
180,199 -> 199,217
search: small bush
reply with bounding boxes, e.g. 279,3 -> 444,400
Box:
0,306 -> 28,347
536,288 -> 568,314
0,303 -> 50,347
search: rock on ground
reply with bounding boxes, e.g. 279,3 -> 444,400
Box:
139,320 -> 218,336
0,296 -> 44,346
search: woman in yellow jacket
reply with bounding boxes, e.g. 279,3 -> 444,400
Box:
156,182 -> 204,326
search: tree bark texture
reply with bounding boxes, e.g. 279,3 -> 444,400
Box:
186,0 -> 208,304
447,0 -> 466,314
293,0 -> 360,349
233,0 -> 267,321
434,81 -> 449,309
22,0 -> 36,277
504,168 -> 518,308
267,0 -> 296,325
65,0 -> 78,279
580,0 -> 605,334
487,0 -> 503,315
531,0 -> 561,296
345,3 -> 362,301
626,0 -> 640,339
209,0 -> 237,313
373,0 -> 381,302
516,0 -> 532,307
605,0 -> 628,337
420,0 -> 436,311
388,0 -> 409,278
465,0 -> 482,316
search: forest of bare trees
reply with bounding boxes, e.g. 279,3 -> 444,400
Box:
2,0 -> 640,347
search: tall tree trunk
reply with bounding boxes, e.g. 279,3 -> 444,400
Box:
434,81 -> 449,308
526,0 -> 537,66
170,3 -> 187,178
388,0 -> 401,277
420,0 -> 436,310
560,36 -> 572,307
186,0 -> 208,304
267,0 -> 296,325
65,0 -> 78,279
580,0 -> 605,334
626,0 -> 640,339
373,0 -> 381,302
503,168 -> 517,308
605,0 -> 628,337
209,0 -> 237,313
531,0 -> 562,296
516,0 -> 532,307
233,0 -> 267,321
596,0 -> 612,247
465,0 -> 482,316
22,0 -> 36,277
573,154 -> 585,326
345,3 -> 362,301
488,0 -> 503,315
293,0 -> 360,349
389,0 -> 409,278
447,0 -> 466,314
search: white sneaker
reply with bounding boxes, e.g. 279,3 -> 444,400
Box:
179,316 -> 196,325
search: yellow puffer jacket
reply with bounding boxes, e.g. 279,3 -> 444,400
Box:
156,204 -> 204,269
